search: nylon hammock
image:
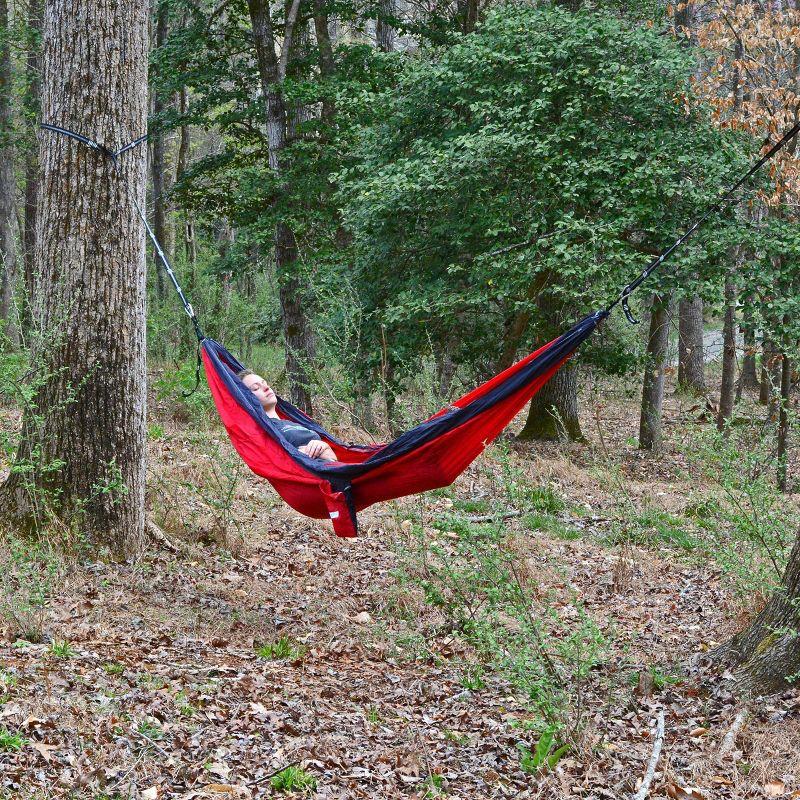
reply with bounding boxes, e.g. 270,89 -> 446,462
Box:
203,312 -> 604,536
39,119 -> 800,537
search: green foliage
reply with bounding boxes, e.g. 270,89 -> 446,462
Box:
0,727 -> 25,752
270,765 -> 317,793
682,426 -> 799,600
399,505 -> 607,732
49,639 -> 75,659
341,4 -> 749,388
517,727 -> 569,774
0,535 -> 61,643
256,636 -> 306,661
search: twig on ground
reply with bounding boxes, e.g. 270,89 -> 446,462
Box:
632,708 -> 665,800
252,761 -> 301,785
717,707 -> 749,762
146,517 -> 181,553
133,728 -> 171,759
466,510 -> 521,523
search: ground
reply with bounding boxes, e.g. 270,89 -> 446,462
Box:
0,367 -> 799,799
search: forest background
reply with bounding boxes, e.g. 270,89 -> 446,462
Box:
1,0 -> 800,796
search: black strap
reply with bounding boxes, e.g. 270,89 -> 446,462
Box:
40,123 -> 205,342
607,118 -> 800,323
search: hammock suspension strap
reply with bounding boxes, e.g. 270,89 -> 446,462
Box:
607,118 -> 800,324
40,123 -> 205,343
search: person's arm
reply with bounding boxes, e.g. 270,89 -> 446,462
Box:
299,439 -> 337,461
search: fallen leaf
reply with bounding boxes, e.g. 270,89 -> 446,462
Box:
765,781 -> 787,797
689,727 -> 709,737
354,611 -> 373,625
29,741 -> 57,762
142,788 -> 158,800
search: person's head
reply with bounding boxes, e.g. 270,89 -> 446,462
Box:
237,369 -> 277,412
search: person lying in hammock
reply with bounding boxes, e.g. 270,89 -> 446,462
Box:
237,370 -> 337,461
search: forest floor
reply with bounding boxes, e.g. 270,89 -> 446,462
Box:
1,368 -> 799,800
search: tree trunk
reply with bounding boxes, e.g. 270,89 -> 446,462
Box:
737,298 -> 759,398
456,0 -> 478,32
518,360 -> 583,442
677,296 -> 705,394
759,338 -> 775,405
776,350 -> 791,492
639,294 -> 671,451
150,0 -> 171,302
22,0 -> 42,328
0,0 -> 149,556
248,0 -> 314,413
0,0 -> 19,347
517,290 -> 583,442
714,533 -> 800,695
717,275 -> 737,432
376,0 -> 395,52
176,86 -> 196,271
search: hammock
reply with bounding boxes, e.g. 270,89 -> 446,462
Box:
202,311 -> 605,536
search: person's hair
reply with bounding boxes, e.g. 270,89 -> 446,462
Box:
236,369 -> 254,380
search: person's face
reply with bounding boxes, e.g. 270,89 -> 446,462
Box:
242,373 -> 277,411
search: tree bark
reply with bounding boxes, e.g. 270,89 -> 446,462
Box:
639,294 -> 671,451
776,350 -> 791,492
376,0 -> 395,52
0,0 -> 19,347
717,275 -> 737,433
737,296 -> 759,397
517,290 -> 584,442
150,0 -> 171,302
0,0 -> 149,556
677,296 -> 705,394
248,0 -> 314,413
176,86 -> 197,272
714,533 -> 800,695
518,360 -> 583,442
22,0 -> 41,330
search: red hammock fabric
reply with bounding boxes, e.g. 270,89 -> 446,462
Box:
202,312 -> 604,537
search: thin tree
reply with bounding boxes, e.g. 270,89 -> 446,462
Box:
0,0 -> 18,347
0,0 -> 149,556
677,296 -> 705,394
247,0 -> 315,413
639,294 -> 672,451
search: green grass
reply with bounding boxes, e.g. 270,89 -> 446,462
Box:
136,720 -> 165,741
256,636 -> 307,661
523,513 -> 578,539
0,727 -> 26,751
270,765 -> 317,793
49,640 -> 76,658
604,508 -> 701,552
102,662 -> 124,675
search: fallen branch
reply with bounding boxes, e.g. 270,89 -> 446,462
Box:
717,707 -> 748,762
466,510 -> 521,523
146,517 -> 181,553
632,708 -> 665,800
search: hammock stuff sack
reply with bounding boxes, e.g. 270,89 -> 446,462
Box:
202,310 -> 607,538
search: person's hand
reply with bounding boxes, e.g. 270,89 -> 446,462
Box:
300,439 -> 328,459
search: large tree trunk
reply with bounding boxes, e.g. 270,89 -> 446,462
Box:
518,361 -> 583,442
22,0 -> 41,330
714,533 -> 800,695
517,291 -> 584,442
717,275 -> 737,432
248,0 -> 314,413
0,0 -> 149,556
677,296 -> 705,394
0,0 -> 18,347
639,294 -> 671,451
